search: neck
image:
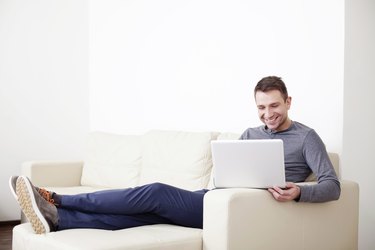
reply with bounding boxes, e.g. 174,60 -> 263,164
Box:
273,118 -> 292,132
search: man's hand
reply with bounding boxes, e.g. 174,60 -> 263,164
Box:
268,182 -> 301,202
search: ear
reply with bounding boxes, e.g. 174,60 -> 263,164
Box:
286,96 -> 292,109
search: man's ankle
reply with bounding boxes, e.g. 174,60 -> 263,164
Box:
52,193 -> 61,206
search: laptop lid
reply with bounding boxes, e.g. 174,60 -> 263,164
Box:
211,139 -> 286,189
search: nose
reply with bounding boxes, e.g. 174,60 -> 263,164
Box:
264,108 -> 273,119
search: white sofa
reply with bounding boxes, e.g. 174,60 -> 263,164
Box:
13,130 -> 359,250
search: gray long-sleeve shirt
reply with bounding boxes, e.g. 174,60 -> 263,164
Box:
240,121 -> 341,202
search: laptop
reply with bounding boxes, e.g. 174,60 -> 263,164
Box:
211,139 -> 286,189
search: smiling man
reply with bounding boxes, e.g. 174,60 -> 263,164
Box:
240,76 -> 340,202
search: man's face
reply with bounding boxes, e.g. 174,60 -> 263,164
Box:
255,90 -> 291,132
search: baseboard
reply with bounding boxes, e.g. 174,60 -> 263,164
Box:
0,220 -> 21,226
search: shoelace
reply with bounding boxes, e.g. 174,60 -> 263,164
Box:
38,188 -> 56,205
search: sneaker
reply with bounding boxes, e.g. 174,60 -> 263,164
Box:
16,176 -> 58,234
9,176 -> 18,200
9,176 -> 56,205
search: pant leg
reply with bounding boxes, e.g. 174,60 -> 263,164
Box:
57,208 -> 172,230
59,183 -> 209,228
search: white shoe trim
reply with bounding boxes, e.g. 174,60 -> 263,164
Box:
9,176 -> 18,200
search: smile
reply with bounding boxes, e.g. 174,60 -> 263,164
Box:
265,115 -> 279,123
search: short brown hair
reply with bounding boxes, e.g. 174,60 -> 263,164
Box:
254,76 -> 288,101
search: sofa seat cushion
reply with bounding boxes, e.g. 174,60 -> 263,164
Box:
13,223 -> 203,250
140,130 -> 219,190
44,186 -> 112,195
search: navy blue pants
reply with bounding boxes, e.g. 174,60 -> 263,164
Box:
56,182 -> 209,230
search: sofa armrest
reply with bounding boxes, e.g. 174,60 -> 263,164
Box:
22,161 -> 84,187
203,180 -> 359,250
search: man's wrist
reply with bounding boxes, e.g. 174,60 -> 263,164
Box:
294,185 -> 301,202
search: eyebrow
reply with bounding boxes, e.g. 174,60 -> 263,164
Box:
257,102 -> 281,108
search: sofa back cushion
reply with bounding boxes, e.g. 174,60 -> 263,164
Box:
139,130 -> 219,190
81,132 -> 142,188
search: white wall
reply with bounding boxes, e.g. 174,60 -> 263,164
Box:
0,0 -> 89,220
6,0 -> 374,248
89,0 -> 344,154
343,0 -> 375,249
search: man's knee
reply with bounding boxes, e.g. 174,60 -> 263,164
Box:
148,182 -> 170,193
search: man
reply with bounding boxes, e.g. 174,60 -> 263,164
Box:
240,76 -> 340,202
11,76 -> 340,234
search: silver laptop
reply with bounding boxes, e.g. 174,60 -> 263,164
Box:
211,139 -> 286,189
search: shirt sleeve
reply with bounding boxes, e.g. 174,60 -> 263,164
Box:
239,129 -> 248,140
298,130 -> 341,202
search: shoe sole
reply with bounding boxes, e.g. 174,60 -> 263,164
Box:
16,177 -> 49,234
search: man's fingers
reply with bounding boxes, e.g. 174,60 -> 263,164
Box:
268,188 -> 286,201
269,182 -> 300,202
272,186 -> 284,194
